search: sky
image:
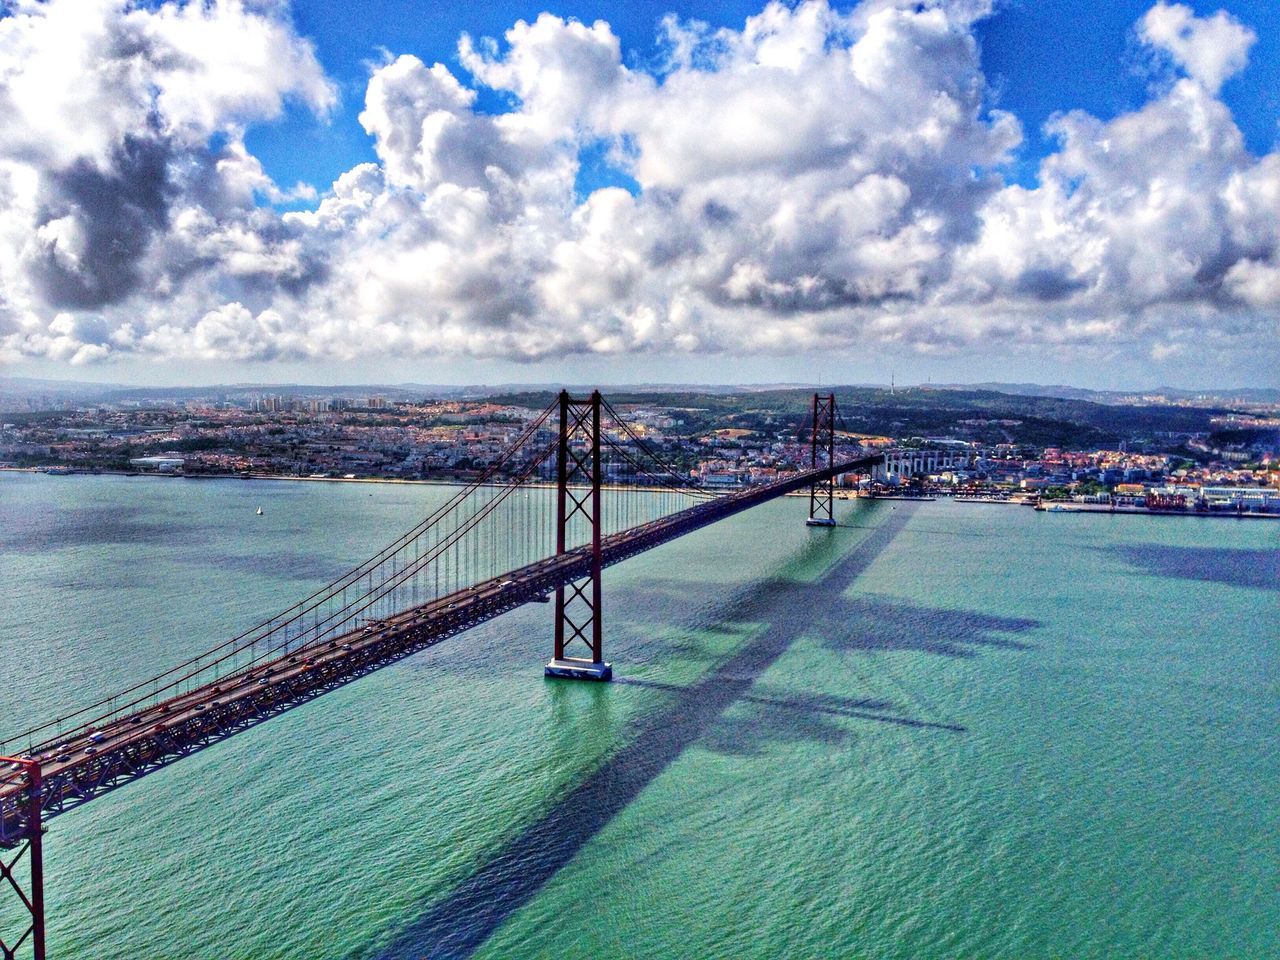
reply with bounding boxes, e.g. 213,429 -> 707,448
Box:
1,0 -> 1279,388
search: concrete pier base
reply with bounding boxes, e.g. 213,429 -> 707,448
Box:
805,517 -> 837,527
544,658 -> 613,681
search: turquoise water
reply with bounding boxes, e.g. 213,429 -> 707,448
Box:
1,473 -> 1276,959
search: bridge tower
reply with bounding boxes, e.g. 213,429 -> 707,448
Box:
545,390 -> 612,681
806,393 -> 837,527
0,758 -> 45,960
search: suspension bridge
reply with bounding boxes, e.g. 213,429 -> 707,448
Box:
1,390 -> 935,959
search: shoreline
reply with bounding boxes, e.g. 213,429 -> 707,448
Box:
7,467 -> 1277,519
1034,502 -> 1280,520
0,466 -> 709,497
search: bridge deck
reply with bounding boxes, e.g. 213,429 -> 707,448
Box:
1,455 -> 880,842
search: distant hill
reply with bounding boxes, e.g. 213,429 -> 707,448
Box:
5,374 -> 1273,405
0,375 -> 126,397
490,384 -> 1230,449
1,377 -> 816,404
935,382 -> 1280,406
2,375 -> 1269,448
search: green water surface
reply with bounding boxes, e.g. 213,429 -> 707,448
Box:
1,473 -> 1276,959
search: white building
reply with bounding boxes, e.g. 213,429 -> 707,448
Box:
129,456 -> 185,472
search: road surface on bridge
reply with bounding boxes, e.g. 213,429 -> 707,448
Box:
1,453 -> 881,840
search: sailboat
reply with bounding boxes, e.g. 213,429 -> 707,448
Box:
255,506 -> 264,516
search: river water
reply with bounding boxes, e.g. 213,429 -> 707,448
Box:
1,472 -> 1276,959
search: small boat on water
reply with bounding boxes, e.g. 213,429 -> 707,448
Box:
255,506 -> 264,516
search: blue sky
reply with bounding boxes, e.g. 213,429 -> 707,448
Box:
247,0 -> 1280,198
2,0 -> 1278,388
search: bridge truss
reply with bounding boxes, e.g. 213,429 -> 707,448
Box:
1,391 -> 884,959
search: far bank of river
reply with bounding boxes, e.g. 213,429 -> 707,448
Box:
0,465 -> 701,497
8,466 -> 1279,521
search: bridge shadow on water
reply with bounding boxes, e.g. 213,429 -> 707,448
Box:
375,504 -> 1039,960
1110,544 -> 1280,592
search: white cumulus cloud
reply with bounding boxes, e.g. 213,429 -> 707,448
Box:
0,0 -> 1277,380
1139,1 -> 1256,93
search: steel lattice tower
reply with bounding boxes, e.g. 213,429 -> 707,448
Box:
545,390 -> 612,681
806,393 -> 837,527
0,758 -> 45,960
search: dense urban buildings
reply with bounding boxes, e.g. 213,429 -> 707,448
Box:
3,385 -> 1277,513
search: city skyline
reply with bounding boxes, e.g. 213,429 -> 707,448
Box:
2,0 -> 1280,389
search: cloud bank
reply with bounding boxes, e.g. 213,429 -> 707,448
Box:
0,0 -> 1276,374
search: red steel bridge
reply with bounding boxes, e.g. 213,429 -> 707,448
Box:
1,390 -> 894,959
